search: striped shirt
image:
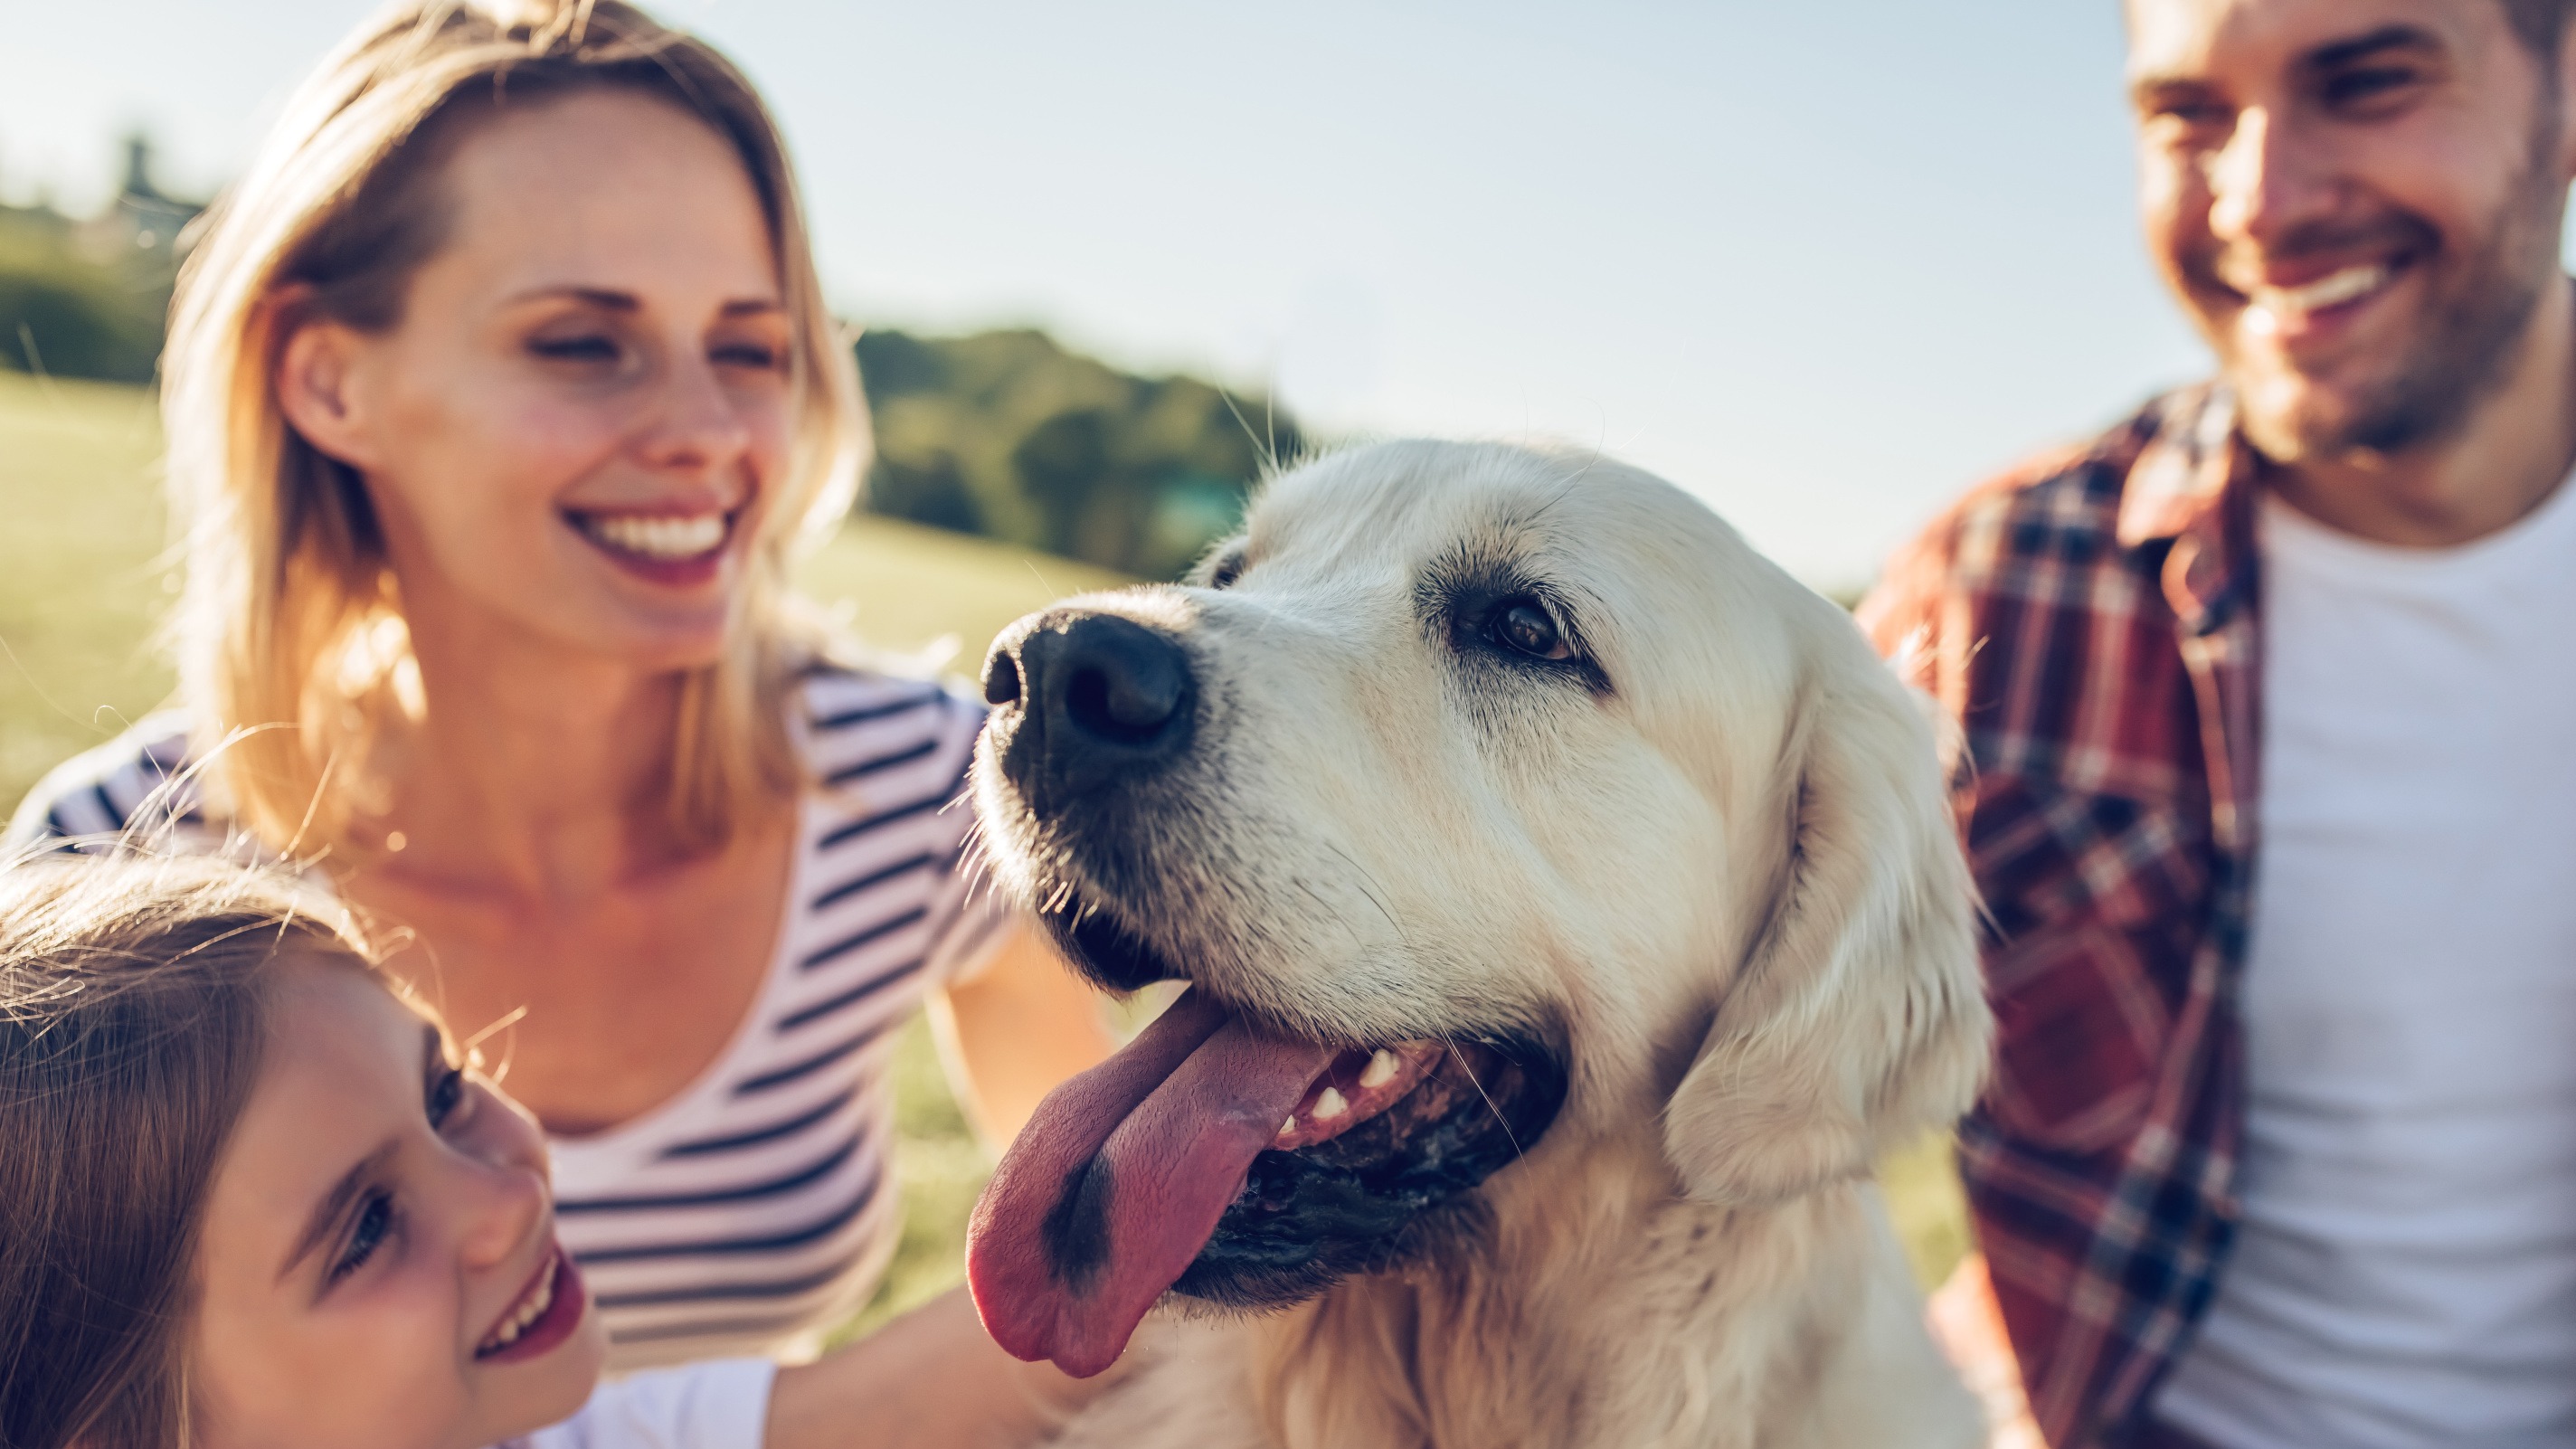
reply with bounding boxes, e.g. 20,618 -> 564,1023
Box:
5,665 -> 1014,1370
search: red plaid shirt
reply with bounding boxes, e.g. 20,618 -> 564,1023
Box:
1860,384 -> 2263,1448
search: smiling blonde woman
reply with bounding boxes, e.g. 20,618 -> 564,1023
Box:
5,0 -> 1113,1387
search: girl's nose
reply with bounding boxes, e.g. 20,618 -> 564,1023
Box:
454,1151 -> 551,1270
452,1084 -> 554,1269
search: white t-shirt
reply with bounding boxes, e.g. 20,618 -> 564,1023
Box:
2155,478 -> 2576,1448
504,1359 -> 775,1449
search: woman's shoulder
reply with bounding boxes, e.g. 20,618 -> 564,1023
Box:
791,658 -> 987,790
5,712 -> 203,849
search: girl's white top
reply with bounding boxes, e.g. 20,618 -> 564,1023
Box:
504,1359 -> 776,1449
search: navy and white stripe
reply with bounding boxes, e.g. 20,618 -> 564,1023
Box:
4,668 -> 1015,1369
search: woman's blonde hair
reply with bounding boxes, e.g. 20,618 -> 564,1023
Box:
162,0 -> 864,854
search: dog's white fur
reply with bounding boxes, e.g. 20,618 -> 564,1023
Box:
974,440 -> 1992,1449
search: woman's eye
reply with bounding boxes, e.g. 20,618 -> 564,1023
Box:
428,1066 -> 466,1129
713,342 -> 787,371
333,1191 -> 395,1282
528,335 -> 620,364
1492,599 -> 1571,660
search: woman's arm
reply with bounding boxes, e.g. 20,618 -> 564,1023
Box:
765,1285 -> 1116,1449
926,925 -> 1117,1147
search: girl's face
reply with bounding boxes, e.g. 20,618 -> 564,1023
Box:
277,87 -> 798,674
189,958 -> 606,1449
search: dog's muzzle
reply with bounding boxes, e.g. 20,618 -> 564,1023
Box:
984,609 -> 1196,809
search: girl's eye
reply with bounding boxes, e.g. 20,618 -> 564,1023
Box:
1491,599 -> 1572,660
528,335 -> 620,364
333,1191 -> 395,1282
428,1065 -> 466,1129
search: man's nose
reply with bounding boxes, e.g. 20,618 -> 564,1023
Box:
2206,105 -> 2334,250
983,610 -> 1196,806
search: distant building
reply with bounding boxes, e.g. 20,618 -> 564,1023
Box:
78,134 -> 204,268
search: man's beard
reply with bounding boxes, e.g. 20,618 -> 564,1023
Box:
2220,131 -> 2566,463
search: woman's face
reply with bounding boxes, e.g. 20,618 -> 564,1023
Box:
189,958 -> 607,1449
279,88 -> 798,672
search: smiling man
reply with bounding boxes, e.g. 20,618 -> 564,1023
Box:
1861,2 -> 2576,1446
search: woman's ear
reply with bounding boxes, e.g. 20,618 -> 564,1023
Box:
271,291 -> 381,471
1661,647 -> 1992,1208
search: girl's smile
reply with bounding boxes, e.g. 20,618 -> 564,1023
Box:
475,1245 -> 586,1362
188,959 -> 607,1449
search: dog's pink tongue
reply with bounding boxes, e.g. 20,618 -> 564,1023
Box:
967,988 -> 1333,1377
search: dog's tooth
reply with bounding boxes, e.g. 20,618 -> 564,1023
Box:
1359,1049 -> 1399,1089
1313,1087 -> 1348,1121
1279,1116 -> 1296,1138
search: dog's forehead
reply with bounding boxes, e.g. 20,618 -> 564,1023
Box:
1249,440 -> 1738,593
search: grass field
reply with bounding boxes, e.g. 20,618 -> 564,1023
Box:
0,370 -> 1966,1338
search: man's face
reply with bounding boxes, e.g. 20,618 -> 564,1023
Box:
2128,0 -> 2576,460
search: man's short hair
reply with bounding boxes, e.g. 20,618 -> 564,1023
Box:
2501,0 -> 2576,57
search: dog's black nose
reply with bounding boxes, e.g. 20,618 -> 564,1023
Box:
988,611 -> 1195,802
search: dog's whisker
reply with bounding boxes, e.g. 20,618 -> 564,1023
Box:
1444,1037 -> 1525,1162
1323,843 -> 1404,943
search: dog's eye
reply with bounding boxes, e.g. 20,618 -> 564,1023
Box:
1205,546 -> 1247,590
1491,598 -> 1571,660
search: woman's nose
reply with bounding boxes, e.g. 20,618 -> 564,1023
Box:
638,352 -> 756,478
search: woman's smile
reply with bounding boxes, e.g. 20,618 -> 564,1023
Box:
564,507 -> 742,589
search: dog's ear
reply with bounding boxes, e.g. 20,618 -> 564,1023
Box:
1662,656 -> 1990,1207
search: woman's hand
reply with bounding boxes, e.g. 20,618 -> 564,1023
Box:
765,1285 -> 1124,1448
929,926 -> 1118,1148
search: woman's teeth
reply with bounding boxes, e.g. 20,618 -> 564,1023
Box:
581,512 -> 727,561
478,1256 -> 558,1354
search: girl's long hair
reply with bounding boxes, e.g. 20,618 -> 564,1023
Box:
0,851 -> 378,1449
162,0 -> 864,854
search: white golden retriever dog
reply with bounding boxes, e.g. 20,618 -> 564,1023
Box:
963,440 -> 1990,1448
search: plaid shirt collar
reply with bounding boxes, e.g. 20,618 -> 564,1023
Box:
2120,384 -> 2260,633
2126,384 -> 2267,857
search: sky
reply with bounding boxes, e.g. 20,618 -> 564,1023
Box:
0,0 -> 2221,588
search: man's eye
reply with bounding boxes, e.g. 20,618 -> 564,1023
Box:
1490,598 -> 1572,661
428,1065 -> 466,1129
2157,102 -> 2230,127
528,335 -> 620,363
2322,66 -> 2422,111
332,1191 -> 395,1282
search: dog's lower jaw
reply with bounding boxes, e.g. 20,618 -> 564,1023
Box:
1046,1138 -> 1982,1449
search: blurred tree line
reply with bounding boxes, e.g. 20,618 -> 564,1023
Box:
857,328 -> 1299,579
0,137 -> 194,384
3,138 -> 1300,580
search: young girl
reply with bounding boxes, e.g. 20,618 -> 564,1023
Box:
0,852 -> 1097,1449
